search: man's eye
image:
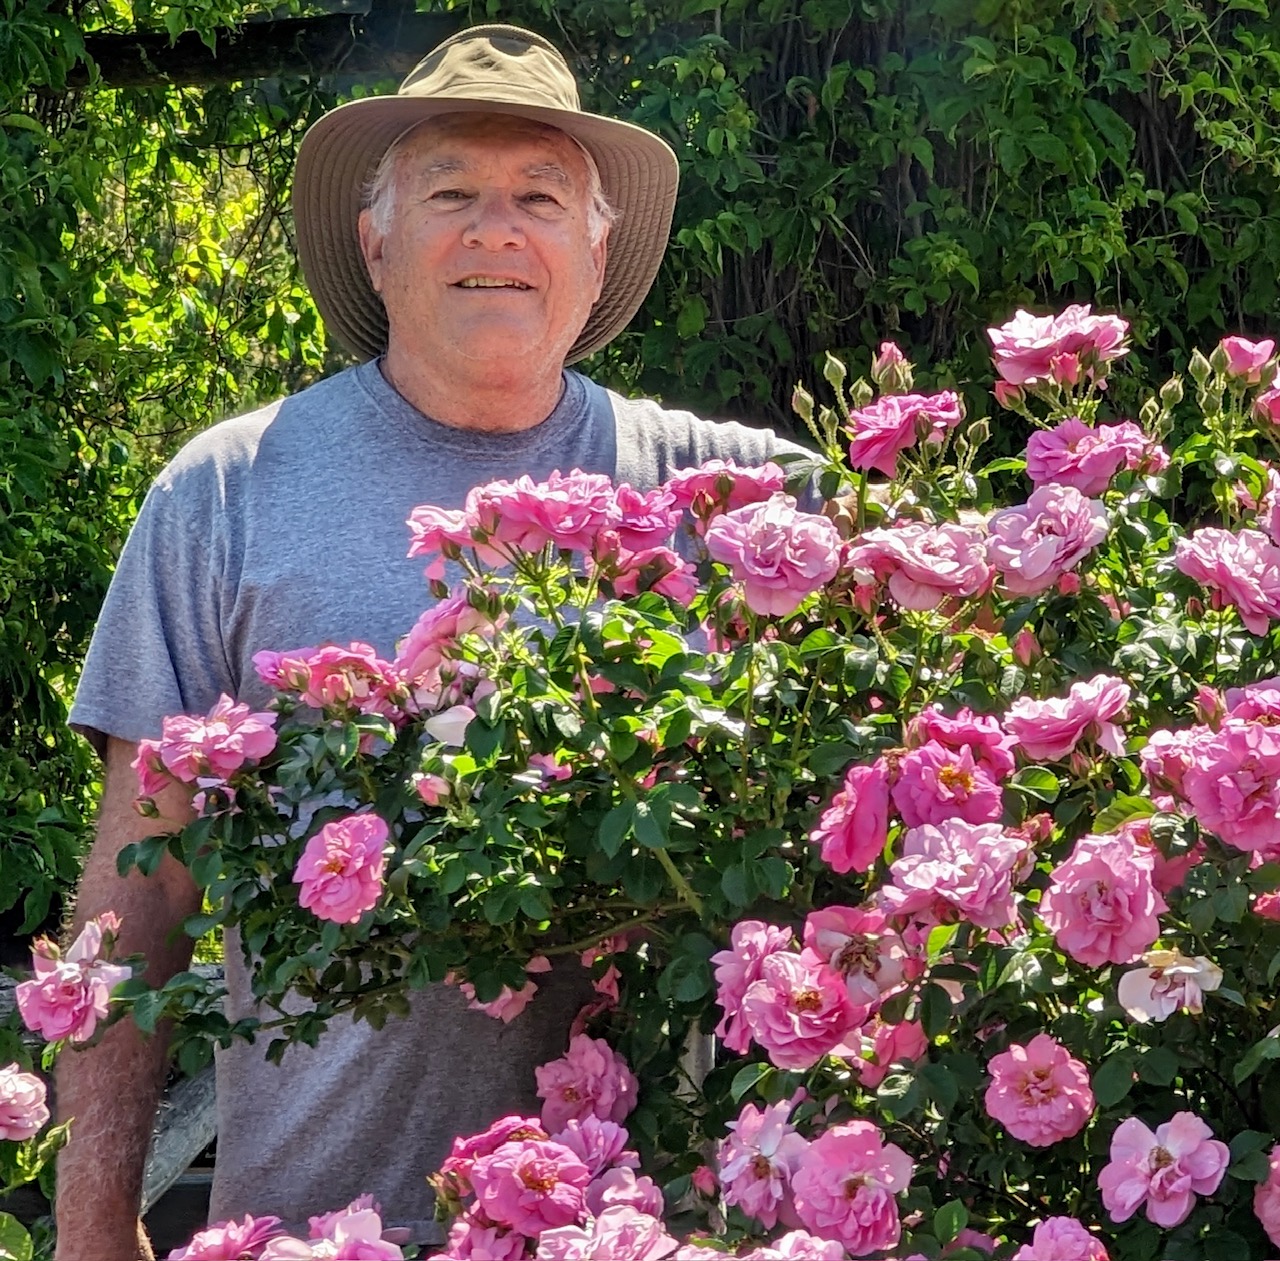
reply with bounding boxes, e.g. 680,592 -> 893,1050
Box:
523,192 -> 561,206
431,188 -> 470,201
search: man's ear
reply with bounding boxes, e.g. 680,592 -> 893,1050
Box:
357,208 -> 386,294
590,230 -> 608,304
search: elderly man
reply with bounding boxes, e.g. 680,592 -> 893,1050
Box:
60,24 -> 810,1256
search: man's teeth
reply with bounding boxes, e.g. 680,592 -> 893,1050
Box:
458,278 -> 531,289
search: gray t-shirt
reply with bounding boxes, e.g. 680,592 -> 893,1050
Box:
70,360 -> 811,1236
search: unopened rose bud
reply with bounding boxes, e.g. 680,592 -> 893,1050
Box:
791,382 -> 815,425
871,340 -> 913,394
134,796 -> 160,819
993,380 -> 1024,409
1050,351 -> 1082,387
1138,397 -> 1160,429
1188,348 -> 1213,387
1160,374 -> 1184,408
849,377 -> 874,409
823,351 -> 848,393
1056,572 -> 1082,597
1012,627 -> 1040,666
1193,685 -> 1226,729
691,1165 -> 717,1196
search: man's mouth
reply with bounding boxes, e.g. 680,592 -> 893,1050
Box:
454,277 -> 533,290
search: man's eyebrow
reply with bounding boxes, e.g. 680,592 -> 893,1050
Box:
523,162 -> 573,186
420,157 -> 468,177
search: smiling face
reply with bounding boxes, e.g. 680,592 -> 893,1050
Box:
358,115 -> 609,403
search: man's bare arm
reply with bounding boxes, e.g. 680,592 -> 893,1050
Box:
54,736 -> 201,1261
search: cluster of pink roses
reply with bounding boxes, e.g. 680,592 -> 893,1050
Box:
987,305 -> 1130,392
14,913 -> 131,1044
165,1197 -> 404,1260
0,1063 -> 49,1142
1025,417 -> 1168,497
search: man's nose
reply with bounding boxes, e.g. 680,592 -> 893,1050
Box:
461,192 -> 525,250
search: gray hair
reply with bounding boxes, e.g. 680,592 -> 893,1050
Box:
363,117 -> 617,247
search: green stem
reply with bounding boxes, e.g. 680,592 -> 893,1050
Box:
653,846 -> 705,917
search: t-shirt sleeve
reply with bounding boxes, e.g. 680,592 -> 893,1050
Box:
69,478 -> 235,757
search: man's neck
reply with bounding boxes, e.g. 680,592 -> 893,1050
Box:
379,351 -> 566,434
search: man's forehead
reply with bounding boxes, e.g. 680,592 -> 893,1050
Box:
399,118 -> 588,184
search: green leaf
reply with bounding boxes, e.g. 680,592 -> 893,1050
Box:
598,802 -> 634,858
633,799 -> 669,849
1092,1052 -> 1136,1106
1092,794 -> 1156,833
920,982 -> 952,1039
934,1199 -> 969,1245
1010,767 -> 1060,802
730,1061 -> 771,1102
1234,1035 -> 1280,1084
0,1213 -> 33,1261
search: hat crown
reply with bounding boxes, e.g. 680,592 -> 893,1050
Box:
399,24 -> 581,111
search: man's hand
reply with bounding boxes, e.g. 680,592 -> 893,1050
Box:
54,737 -> 200,1261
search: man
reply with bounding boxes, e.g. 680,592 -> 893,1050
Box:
61,24 -> 810,1255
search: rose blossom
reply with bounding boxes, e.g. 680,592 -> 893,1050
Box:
984,1034 -> 1094,1147
535,1035 -> 639,1132
1179,719 -> 1280,855
394,592 -> 503,690
427,1213 -> 528,1261
471,468 -> 618,556
741,950 -> 860,1069
844,390 -> 964,477
1220,334 -> 1275,383
1175,527 -> 1280,635
1011,1217 -> 1109,1261
470,1138 -> 591,1235
802,904 -> 916,1010
16,915 -> 132,1044
845,1017 -> 928,1088
293,813 -> 389,924
0,1063 -> 49,1141
589,532 -> 698,603
662,459 -> 788,520
737,1232 -> 847,1261
535,1206 -> 678,1261
845,521 -> 991,611
1116,948 -> 1222,1023
809,759 -> 891,874
451,955 -> 550,1022
608,483 -> 683,549
906,704 -> 1017,778
986,484 -> 1109,595
880,820 -> 1025,930
253,643 -> 406,719
1254,1144 -> 1280,1247
135,694 -> 277,793
1098,1112 -> 1228,1227
791,1120 -> 913,1255
1026,417 -> 1165,497
584,1166 -> 664,1218
438,1116 -> 549,1195
550,1116 -> 638,1177
704,493 -> 842,616
712,920 -> 795,1053
1138,725 -> 1211,809
891,741 -> 1004,827
718,1097 -> 810,1229
1256,385 -> 1280,427
167,1214 -> 286,1261
1004,675 -> 1131,761
1039,833 -> 1166,967
987,306 -> 1129,387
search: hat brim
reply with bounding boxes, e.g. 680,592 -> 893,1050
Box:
293,96 -> 679,365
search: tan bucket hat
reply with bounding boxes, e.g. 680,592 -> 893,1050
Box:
293,24 -> 680,365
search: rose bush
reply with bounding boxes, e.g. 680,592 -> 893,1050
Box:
19,308 -> 1280,1258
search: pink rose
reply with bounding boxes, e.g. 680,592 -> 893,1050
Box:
845,391 -> 964,477
891,741 -> 1004,828
308,1196 -> 380,1242
662,459 -> 788,523
738,1232 -> 848,1261
809,759 -> 891,875
438,1115 -> 549,1195
1039,834 -> 1166,967
712,921 -> 795,1054
984,1033 -> 1094,1147
871,340 -> 912,393
405,502 -> 475,580
718,1098 -> 810,1229
470,1138 -> 591,1236
1220,334 -> 1275,383
451,955 -> 550,1023
1011,1217 -> 1109,1261
1138,726 -> 1211,809
1026,418 -> 1165,497
253,643 -> 406,719
1116,948 -> 1222,1023
394,592 -> 503,691
987,306 -> 1129,387
534,1206 -> 678,1261
167,1215 -> 286,1261
1098,1112 -> 1228,1228
1004,675 -> 1131,761
1254,1144 -> 1280,1247
549,1117 -> 638,1177
741,951 -> 860,1070
802,904 -> 916,1011
589,534 -> 698,604
608,483 -> 683,550
1225,673 -> 1280,720
427,1213 -> 528,1261
584,1166 -> 663,1218
320,1209 -> 402,1260
1175,527 -> 1280,635
1256,385 -> 1280,427
906,705 -> 1017,779
986,485 -> 1110,595
1180,719 -> 1280,855
690,1165 -> 717,1197
791,1120 -> 913,1255
880,820 -> 1025,930
137,694 -> 277,790
704,494 -> 842,617
293,813 -> 389,924
535,1034 -> 639,1132
845,522 -> 991,611
0,1063 -> 49,1141
468,468 -> 617,556
15,916 -> 132,1044
846,1017 -> 928,1088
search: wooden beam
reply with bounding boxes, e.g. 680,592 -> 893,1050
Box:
68,7 -> 462,90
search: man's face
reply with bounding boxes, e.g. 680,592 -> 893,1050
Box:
358,117 -> 608,375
